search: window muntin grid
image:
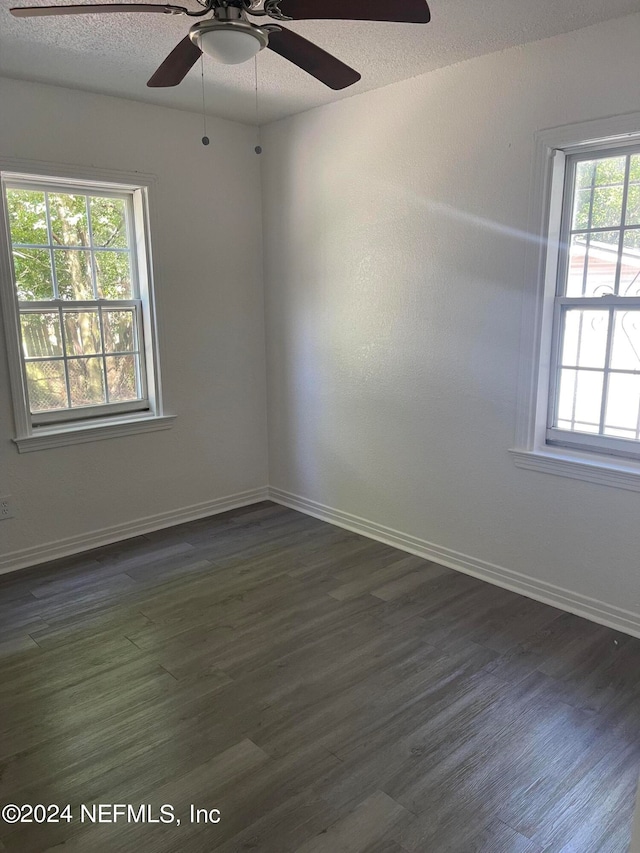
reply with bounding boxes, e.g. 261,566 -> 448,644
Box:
548,148 -> 640,457
19,302 -> 145,419
563,152 -> 640,299
4,182 -> 149,424
552,305 -> 640,441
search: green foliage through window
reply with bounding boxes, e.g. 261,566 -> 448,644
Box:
6,187 -> 131,301
5,184 -> 143,416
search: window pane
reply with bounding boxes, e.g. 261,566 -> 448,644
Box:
561,310 -> 609,369
625,184 -> 640,226
106,355 -> 139,402
605,427 -> 636,438
574,370 -> 604,425
590,186 -> 624,229
556,369 -> 576,423
572,189 -> 592,230
618,230 -> 640,296
595,156 -> 626,186
95,251 -> 132,299
21,312 -> 62,358
568,157 -> 626,234
103,310 -> 135,352
26,360 -> 67,412
576,160 -> 596,189
48,193 -> 89,246
630,154 -> 640,183
604,373 -> 640,434
573,421 -> 600,434
556,368 -> 603,429
566,235 -> 587,296
63,311 -> 102,356
610,311 -> 640,371
55,249 -> 93,300
12,248 -> 54,300
582,232 -> 619,297
571,158 -> 626,231
90,197 -> 128,249
557,419 -> 598,433
68,357 -> 105,407
6,189 -> 48,245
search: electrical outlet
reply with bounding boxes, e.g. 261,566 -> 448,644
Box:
0,496 -> 14,520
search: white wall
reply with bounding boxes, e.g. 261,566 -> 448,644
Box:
0,77 -> 268,566
3,15 -> 640,630
261,14 -> 640,625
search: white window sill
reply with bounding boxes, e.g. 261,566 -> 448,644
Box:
510,446 -> 640,493
13,413 -> 176,453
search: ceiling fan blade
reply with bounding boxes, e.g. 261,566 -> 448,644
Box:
147,35 -> 202,87
275,0 -> 430,23
267,28 -> 360,90
10,2 -> 186,15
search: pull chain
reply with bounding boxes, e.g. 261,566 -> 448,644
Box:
201,55 -> 210,146
254,56 -> 262,154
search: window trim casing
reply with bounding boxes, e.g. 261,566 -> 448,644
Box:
0,159 -> 174,451
511,112 -> 640,492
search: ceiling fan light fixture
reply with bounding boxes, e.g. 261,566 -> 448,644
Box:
190,20 -> 268,65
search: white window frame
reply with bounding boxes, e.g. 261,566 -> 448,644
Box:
512,112 -> 640,492
0,160 -> 174,452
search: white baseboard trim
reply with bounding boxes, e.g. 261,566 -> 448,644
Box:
4,482 -> 639,640
0,486 -> 269,576
268,486 -> 640,640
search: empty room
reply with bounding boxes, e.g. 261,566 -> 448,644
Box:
1,0 -> 640,850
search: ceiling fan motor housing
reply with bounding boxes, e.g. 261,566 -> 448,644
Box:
189,11 -> 270,65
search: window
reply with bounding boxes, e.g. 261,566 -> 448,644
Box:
0,168 -> 172,451
512,114 -> 640,491
548,148 -> 640,458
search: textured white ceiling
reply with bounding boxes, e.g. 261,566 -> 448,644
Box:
1,0 -> 640,125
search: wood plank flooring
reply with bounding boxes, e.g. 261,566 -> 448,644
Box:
0,501 -> 638,852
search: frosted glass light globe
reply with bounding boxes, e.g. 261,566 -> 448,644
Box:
198,27 -> 263,65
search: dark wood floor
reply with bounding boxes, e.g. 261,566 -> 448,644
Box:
0,502 -> 638,852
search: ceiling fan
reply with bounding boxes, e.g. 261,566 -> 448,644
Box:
9,0 -> 431,90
